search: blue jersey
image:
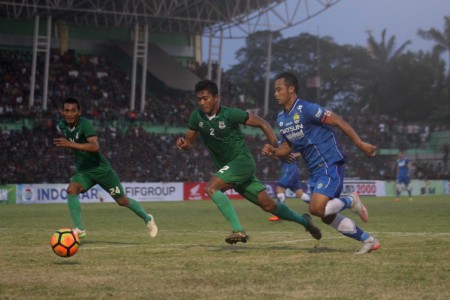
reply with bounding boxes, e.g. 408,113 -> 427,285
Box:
396,157 -> 410,185
277,99 -> 347,174
396,157 -> 409,178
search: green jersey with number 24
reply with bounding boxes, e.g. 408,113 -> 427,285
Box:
58,117 -> 112,176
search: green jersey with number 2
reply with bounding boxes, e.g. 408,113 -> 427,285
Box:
188,106 -> 255,169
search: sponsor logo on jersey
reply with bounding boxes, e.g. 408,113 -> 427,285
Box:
219,121 -> 225,129
280,124 -> 304,140
293,113 -> 300,124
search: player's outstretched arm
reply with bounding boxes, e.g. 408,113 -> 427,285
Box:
245,113 -> 278,147
325,112 -> 376,157
176,129 -> 197,151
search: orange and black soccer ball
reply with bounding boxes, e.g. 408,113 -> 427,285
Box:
50,228 -> 80,257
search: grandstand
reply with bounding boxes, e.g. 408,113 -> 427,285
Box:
0,1 -> 449,186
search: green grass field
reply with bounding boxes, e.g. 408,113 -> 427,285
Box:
1,195 -> 449,299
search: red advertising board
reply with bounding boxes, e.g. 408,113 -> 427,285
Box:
184,182 -> 244,200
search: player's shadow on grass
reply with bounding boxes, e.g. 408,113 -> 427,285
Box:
188,243 -> 344,253
54,261 -> 81,265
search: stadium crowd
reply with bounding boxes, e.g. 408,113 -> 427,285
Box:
1,49 -> 448,185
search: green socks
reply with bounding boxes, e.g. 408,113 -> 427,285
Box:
274,202 -> 308,226
126,198 -> 151,223
212,191 -> 244,232
231,187 -> 309,227
67,194 -> 150,228
67,194 -> 84,230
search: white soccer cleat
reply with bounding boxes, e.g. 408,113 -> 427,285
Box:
349,192 -> 368,222
355,237 -> 381,254
147,214 -> 158,238
72,228 -> 86,239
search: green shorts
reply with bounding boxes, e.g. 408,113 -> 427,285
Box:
215,156 -> 266,204
71,169 -> 125,200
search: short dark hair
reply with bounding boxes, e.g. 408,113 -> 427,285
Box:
194,80 -> 219,96
63,97 -> 81,110
275,72 -> 299,93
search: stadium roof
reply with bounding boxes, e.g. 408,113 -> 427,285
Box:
0,0 -> 341,38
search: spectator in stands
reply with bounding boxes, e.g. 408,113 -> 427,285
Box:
443,143 -> 449,175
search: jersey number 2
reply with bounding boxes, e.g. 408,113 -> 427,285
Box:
218,166 -> 229,173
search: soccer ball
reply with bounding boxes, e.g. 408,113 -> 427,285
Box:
50,228 -> 80,257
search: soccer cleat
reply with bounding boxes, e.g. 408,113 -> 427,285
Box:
147,214 -> 158,238
225,231 -> 249,244
268,215 -> 282,221
349,192 -> 368,222
303,213 -> 322,240
72,228 -> 86,239
354,237 -> 381,254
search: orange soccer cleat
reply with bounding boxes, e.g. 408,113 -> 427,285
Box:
268,215 -> 282,221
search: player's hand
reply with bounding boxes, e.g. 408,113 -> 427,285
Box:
53,137 -> 71,148
281,153 -> 296,163
175,137 -> 189,151
261,144 -> 275,156
360,141 -> 377,157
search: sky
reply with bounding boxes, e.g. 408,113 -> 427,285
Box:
212,0 -> 450,70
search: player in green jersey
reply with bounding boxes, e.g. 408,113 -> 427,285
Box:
54,98 -> 158,240
176,80 -> 321,244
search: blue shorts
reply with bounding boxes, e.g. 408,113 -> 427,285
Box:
278,167 -> 303,192
308,164 -> 344,199
397,175 -> 410,186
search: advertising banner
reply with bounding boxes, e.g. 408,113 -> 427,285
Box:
342,180 -> 385,197
183,182 -> 244,200
16,183 -> 109,204
122,182 -> 183,202
385,180 -> 445,197
0,184 -> 16,204
268,180 -> 384,197
16,182 -> 184,204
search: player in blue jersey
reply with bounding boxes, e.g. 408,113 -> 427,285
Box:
394,151 -> 412,201
262,72 -> 381,254
268,152 -> 311,221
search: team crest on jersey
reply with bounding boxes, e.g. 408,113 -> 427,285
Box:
199,122 -> 204,128
279,121 -> 284,127
317,183 -> 323,189
293,113 -> 300,124
297,105 -> 303,112
218,121 -> 226,129
315,108 -> 322,118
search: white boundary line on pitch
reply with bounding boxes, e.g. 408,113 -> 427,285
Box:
80,231 -> 450,250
